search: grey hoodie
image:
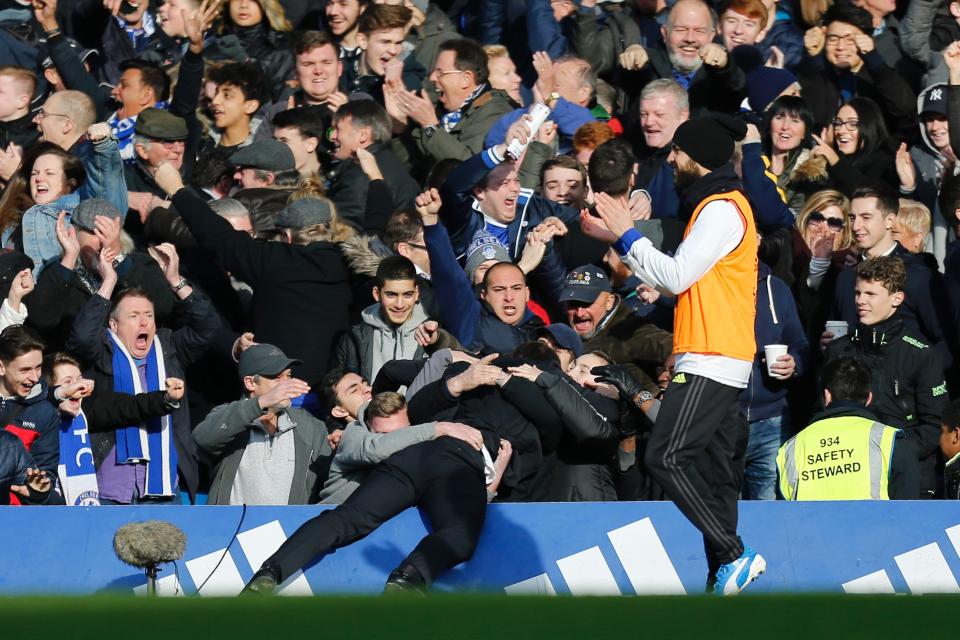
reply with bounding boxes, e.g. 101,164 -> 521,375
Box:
332,301 -> 430,384
319,403 -> 437,504
908,83 -> 954,269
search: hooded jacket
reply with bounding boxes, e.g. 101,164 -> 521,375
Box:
170,186 -> 359,385
907,83 -> 953,268
739,263 -> 810,421
0,379 -> 60,481
334,302 -> 430,383
340,234 -> 440,321
825,312 -> 947,496
0,430 -> 62,505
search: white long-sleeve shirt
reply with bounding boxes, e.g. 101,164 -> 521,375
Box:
0,299 -> 27,332
615,199 -> 753,388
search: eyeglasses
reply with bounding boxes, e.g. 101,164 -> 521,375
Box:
831,118 -> 860,131
405,242 -> 428,251
807,211 -> 845,232
825,34 -> 857,47
433,69 -> 466,77
155,139 -> 185,149
36,109 -> 72,121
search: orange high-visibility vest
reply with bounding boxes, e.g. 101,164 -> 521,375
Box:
672,189 -> 758,362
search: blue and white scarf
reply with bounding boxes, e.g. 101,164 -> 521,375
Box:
440,83 -> 487,133
115,10 -> 156,51
109,331 -> 177,497
110,100 -> 169,163
57,410 -> 101,506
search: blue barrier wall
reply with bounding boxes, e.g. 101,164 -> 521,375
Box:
3,502 -> 960,596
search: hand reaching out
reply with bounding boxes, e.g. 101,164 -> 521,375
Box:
415,320 -> 440,347
507,363 -> 544,383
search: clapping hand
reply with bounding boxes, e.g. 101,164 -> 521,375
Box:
11,468 -> 51,498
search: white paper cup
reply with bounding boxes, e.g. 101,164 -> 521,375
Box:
764,344 -> 788,377
825,320 -> 849,339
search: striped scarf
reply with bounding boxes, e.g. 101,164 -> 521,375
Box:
440,84 -> 487,133
110,100 -> 168,163
109,331 -> 177,497
57,409 -> 100,506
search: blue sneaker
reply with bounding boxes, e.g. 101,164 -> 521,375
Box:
713,546 -> 766,595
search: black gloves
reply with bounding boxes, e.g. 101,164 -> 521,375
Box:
591,364 -> 643,402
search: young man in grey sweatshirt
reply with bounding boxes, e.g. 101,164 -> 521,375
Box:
318,367 -> 490,503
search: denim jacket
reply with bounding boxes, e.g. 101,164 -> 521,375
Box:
73,135 -> 129,219
20,192 -> 80,277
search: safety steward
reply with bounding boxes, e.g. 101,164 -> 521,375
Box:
778,355 -> 919,500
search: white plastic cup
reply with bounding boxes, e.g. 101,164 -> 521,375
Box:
825,320 -> 849,339
764,344 -> 789,377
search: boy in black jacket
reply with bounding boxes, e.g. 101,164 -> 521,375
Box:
826,256 -> 947,497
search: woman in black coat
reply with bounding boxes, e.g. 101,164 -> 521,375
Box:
810,96 -> 898,196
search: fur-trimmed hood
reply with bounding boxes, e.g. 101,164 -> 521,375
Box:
340,234 -> 395,277
789,148 -> 830,184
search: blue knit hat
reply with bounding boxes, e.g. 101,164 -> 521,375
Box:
732,45 -> 798,113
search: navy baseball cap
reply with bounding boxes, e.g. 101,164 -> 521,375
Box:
560,265 -> 611,304
537,324 -> 584,358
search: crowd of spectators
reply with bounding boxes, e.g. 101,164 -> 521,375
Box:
1,0 -> 960,511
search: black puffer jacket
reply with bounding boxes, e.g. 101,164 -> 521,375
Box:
221,23 -> 295,102
532,371 -> 620,502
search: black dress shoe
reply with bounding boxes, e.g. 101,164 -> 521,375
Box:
241,566 -> 279,595
383,565 -> 427,594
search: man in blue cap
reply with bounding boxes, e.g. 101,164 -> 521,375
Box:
561,264 -> 673,396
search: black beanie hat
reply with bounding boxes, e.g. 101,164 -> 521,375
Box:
672,114 -> 748,170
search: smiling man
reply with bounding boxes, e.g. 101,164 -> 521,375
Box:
825,256 -> 947,498
828,184 -> 951,362
340,4 -> 425,108
636,79 -> 689,219
0,326 -> 60,501
325,0 -> 368,61
407,38 -> 514,163
616,0 -> 747,114
333,257 -> 434,382
255,31 -> 347,143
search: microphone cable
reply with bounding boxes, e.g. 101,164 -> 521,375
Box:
194,503 -> 248,595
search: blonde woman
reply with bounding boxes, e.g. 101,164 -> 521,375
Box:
791,189 -> 855,339
894,199 -> 932,255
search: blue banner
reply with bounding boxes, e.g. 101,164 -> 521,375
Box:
3,502 -> 960,596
